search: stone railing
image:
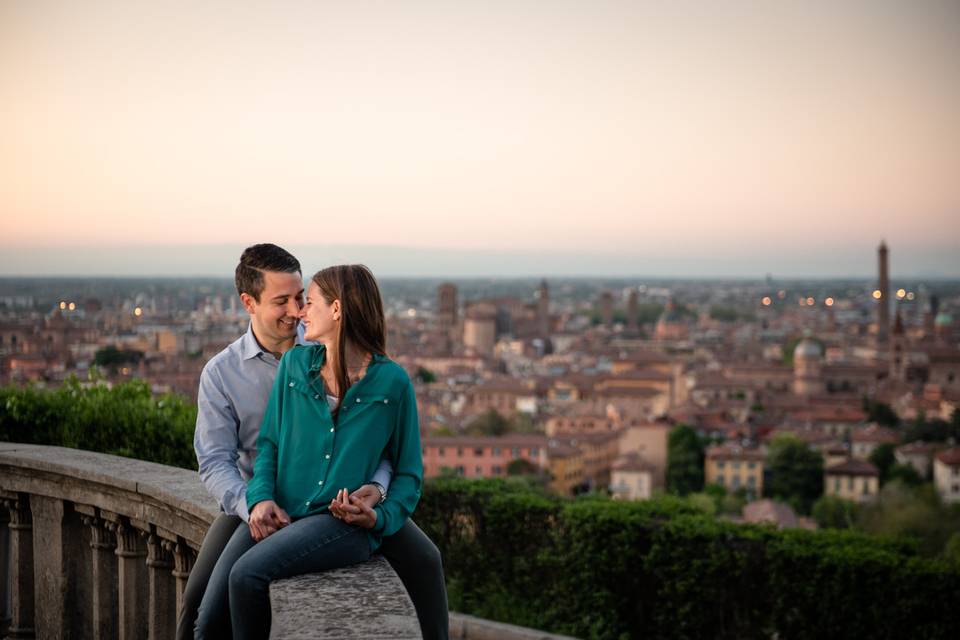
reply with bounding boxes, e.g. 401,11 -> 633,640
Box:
0,442 -> 421,639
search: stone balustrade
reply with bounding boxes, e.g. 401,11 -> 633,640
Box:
0,442 -> 421,639
0,442 -> 578,640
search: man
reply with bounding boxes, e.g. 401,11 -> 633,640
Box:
177,243 -> 448,639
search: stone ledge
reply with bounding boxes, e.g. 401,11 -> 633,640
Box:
270,555 -> 422,639
449,613 -> 580,640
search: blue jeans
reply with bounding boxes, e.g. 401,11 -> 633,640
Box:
195,514 -> 371,640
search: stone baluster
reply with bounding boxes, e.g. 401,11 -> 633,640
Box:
77,505 -> 119,640
107,514 -> 149,640
1,503 -> 10,637
169,539 -> 196,621
1,492 -> 33,639
146,531 -> 176,640
29,496 -> 91,637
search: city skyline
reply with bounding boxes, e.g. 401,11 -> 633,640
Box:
2,1 -> 959,276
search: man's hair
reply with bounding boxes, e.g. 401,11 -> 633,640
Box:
235,244 -> 301,302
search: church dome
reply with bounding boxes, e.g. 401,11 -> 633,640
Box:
935,312 -> 953,327
794,336 -> 822,360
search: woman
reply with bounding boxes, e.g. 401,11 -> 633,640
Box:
195,265 -> 423,640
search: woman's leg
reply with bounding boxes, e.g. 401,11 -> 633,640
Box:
378,520 -> 449,640
228,513 -> 370,640
194,522 -> 257,640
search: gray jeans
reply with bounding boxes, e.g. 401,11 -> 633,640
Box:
176,513 -> 448,640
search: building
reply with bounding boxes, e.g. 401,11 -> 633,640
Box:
876,240 -> 890,344
824,459 -> 879,503
463,303 -> 497,357
610,452 -> 656,500
704,443 -> 765,498
895,441 -> 941,479
933,448 -> 960,504
421,435 -> 546,479
793,334 -> 824,396
546,439 -> 585,495
849,424 -> 899,460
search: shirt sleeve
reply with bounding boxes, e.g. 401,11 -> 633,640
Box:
245,354 -> 286,512
371,456 -> 394,492
371,377 -> 422,536
195,363 -> 250,522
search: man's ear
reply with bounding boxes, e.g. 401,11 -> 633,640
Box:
240,293 -> 258,316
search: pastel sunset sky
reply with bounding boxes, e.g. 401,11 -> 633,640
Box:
1,1 -> 958,277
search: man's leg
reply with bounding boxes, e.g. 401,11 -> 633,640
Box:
176,513 -> 243,640
227,514 -> 371,640
378,520 -> 449,640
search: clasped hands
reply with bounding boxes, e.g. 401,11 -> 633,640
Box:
248,484 -> 379,542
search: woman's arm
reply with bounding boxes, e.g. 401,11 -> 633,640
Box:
370,377 -> 423,536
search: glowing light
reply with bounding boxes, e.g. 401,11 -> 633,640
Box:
798,298 -> 806,306
134,307 -> 143,317
120,367 -> 130,375
806,297 -> 815,306
906,292 -> 915,301
825,297 -> 834,307
406,308 -> 417,317
68,302 -> 76,311
896,288 -> 906,299
59,301 -> 66,310
872,290 -> 882,300
761,296 -> 772,306
777,290 -> 786,300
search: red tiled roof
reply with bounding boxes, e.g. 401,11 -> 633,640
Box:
826,459 -> 879,476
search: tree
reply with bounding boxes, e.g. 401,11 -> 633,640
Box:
465,409 -> 510,436
862,398 -> 900,427
811,495 -> 858,529
415,366 -> 437,384
507,458 -> 539,476
93,346 -> 143,369
666,425 -> 704,496
887,463 -> 922,487
868,443 -> 896,484
766,434 -> 823,514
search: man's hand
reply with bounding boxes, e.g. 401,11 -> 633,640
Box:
329,487 -> 378,529
248,500 -> 291,541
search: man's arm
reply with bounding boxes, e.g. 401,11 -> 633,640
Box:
370,456 -> 394,494
195,364 -> 251,522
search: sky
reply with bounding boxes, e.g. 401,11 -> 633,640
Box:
1,0 -> 958,277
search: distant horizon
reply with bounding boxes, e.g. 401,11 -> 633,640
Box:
0,242 -> 957,281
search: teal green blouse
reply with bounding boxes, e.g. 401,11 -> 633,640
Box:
245,344 -> 422,550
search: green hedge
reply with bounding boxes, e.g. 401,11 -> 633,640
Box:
0,378 -> 197,469
416,477 -> 960,640
3,384 -> 958,638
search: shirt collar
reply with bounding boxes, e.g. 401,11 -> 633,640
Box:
307,345 -> 387,374
240,323 -> 265,361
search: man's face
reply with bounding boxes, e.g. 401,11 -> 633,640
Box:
241,271 -> 304,345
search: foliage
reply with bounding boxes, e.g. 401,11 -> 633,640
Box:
506,458 -> 539,476
0,378 -> 196,469
854,483 -> 960,557
765,434 -> 823,514
811,495 -> 858,530
862,398 -> 901,427
901,412 -> 960,444
709,305 -> 755,323
464,409 -> 537,436
415,366 -> 437,384
415,477 -> 960,640
93,346 -> 144,369
666,424 -> 704,496
868,443 -> 896,484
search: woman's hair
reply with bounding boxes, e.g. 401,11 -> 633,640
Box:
310,264 -> 387,402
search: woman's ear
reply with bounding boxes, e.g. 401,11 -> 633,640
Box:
332,299 -> 342,322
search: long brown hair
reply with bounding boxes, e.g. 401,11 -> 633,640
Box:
311,265 -> 387,403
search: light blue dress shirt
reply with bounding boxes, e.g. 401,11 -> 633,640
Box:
194,323 -> 393,521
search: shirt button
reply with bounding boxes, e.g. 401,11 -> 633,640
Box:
325,454 -> 331,459
305,501 -> 310,506
314,394 -> 320,400
356,398 -> 362,403
330,428 -> 335,433
383,399 -> 389,404
289,382 -> 294,387
318,480 -> 324,485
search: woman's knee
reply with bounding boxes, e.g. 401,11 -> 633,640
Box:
228,556 -> 265,595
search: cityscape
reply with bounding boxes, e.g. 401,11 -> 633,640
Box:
2,242 -> 958,524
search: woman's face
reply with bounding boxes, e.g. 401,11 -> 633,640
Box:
300,281 -> 340,344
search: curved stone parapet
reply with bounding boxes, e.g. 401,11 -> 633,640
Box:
0,442 -> 420,640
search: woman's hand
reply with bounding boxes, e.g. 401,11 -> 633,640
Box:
248,500 -> 291,541
329,486 -> 378,529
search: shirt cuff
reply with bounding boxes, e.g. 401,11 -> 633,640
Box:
371,505 -> 386,533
